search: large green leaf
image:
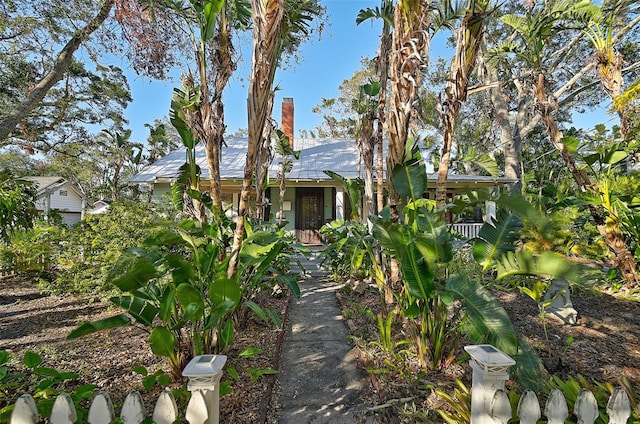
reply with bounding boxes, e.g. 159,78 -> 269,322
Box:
176,283 -> 205,321
67,314 -> 131,339
159,285 -> 176,323
373,219 -> 435,299
217,320 -> 234,351
201,0 -> 224,42
110,295 -> 159,326
392,159 -> 427,199
210,275 -> 241,306
472,211 -> 522,271
109,256 -> 158,292
496,251 -> 581,283
444,275 -> 517,353
149,326 -> 175,357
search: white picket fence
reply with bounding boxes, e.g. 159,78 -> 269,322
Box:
488,387 -> 632,424
10,354 -> 226,424
11,389 -> 214,424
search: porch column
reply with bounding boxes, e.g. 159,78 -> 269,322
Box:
335,189 -> 344,220
484,200 -> 496,223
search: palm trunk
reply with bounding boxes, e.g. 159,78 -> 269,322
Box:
209,9 -> 236,216
0,0 -> 115,143
435,1 -> 487,209
228,0 -> 284,278
376,19 -> 391,214
535,73 -> 639,287
386,0 -> 431,290
361,115 -> 376,221
387,0 -> 431,221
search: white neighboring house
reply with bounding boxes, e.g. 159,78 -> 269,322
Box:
86,199 -> 111,215
24,176 -> 85,225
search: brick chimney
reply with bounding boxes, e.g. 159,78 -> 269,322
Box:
282,97 -> 294,148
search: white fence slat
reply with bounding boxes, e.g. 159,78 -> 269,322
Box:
120,391 -> 145,424
489,389 -> 511,424
50,393 -> 77,424
607,389 -> 632,424
544,389 -> 568,424
10,395 -> 39,424
152,390 -> 179,424
87,392 -> 115,424
185,390 -> 209,424
575,389 -> 598,424
517,390 -> 542,424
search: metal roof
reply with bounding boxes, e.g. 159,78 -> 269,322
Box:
129,137 -> 516,185
129,138 -> 362,183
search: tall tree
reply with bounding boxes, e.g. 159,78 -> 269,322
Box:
387,0 -> 432,221
229,0 -> 285,278
357,0 -> 394,214
0,0 -> 117,143
498,0 -> 640,287
435,0 -> 491,209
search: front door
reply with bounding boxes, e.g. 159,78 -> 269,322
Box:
296,188 -> 324,245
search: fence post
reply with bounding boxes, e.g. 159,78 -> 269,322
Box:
465,345 -> 515,424
182,354 -> 228,424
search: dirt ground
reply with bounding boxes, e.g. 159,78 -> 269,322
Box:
0,273 -> 287,423
2,272 -> 640,422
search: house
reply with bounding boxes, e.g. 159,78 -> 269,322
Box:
86,199 -> 111,215
129,99 -> 515,244
23,176 -> 85,225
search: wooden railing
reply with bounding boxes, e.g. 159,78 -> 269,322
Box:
451,222 -> 483,239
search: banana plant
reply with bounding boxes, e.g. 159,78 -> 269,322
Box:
68,214 -> 295,379
370,152 -> 587,389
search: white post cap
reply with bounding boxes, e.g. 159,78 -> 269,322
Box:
464,345 -> 515,373
183,355 -> 228,378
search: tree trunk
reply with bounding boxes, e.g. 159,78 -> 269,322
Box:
387,1 -> 430,221
0,0 -> 115,144
209,8 -> 236,215
361,115 -> 376,222
435,1 -> 487,210
535,73 -> 639,288
228,0 -> 284,279
376,19 -> 390,214
386,0 -> 431,290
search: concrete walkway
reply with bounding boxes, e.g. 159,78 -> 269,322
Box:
276,250 -> 371,423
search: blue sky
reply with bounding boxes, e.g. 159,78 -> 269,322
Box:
123,1 -> 393,144
121,1 -> 611,145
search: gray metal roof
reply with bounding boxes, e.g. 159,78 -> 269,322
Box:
129,137 -> 362,183
129,137 -> 516,185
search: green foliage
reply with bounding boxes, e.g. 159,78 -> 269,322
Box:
435,379 -> 471,424
0,173 -> 37,243
68,211 -> 300,379
44,201 -> 177,295
0,350 -> 95,422
320,220 -> 379,282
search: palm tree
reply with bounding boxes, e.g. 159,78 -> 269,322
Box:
228,0 -> 285,278
435,0 -> 491,209
357,0 -> 394,214
579,0 -> 640,141
499,0 -> 640,287
387,0 -> 433,221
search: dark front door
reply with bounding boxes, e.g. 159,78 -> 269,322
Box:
296,188 -> 324,245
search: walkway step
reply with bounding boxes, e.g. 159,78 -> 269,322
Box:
277,254 -> 371,423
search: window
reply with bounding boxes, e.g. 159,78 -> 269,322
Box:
59,190 -> 68,196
